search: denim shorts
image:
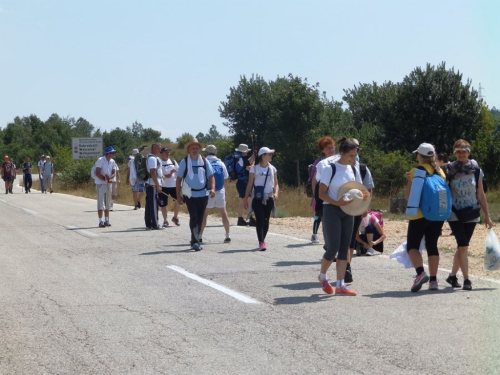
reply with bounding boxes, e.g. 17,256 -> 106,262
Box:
132,181 -> 145,192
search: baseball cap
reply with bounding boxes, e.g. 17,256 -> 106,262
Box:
160,147 -> 171,153
131,148 -> 139,155
412,143 -> 435,156
258,147 -> 275,156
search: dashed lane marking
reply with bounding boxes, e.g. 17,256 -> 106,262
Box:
66,225 -> 99,238
167,265 -> 261,304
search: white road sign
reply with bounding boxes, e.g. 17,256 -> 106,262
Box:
72,137 -> 103,160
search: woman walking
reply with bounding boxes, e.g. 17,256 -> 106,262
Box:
317,138 -> 370,296
309,136 -> 336,243
405,143 -> 447,292
244,147 -> 279,251
444,139 -> 492,290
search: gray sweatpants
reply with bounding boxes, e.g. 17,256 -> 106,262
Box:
322,204 -> 354,261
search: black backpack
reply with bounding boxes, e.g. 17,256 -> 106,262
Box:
314,163 -> 358,217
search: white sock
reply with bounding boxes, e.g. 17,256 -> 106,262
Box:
226,233 -> 230,238
105,217 -> 109,222
336,279 -> 344,288
319,273 -> 327,280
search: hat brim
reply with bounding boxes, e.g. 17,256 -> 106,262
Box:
337,181 -> 371,216
186,142 -> 202,151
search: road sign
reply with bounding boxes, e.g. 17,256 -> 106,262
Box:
72,137 -> 103,160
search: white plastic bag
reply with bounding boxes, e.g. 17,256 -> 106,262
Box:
389,237 -> 426,269
484,229 -> 500,271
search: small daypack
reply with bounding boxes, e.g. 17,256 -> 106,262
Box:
418,166 -> 452,221
134,153 -> 149,182
314,163 -> 357,217
368,209 -> 384,228
209,159 -> 225,191
224,153 -> 239,181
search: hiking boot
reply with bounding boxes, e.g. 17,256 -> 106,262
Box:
366,247 -> 375,256
335,285 -> 356,296
237,217 -> 248,226
318,276 -> 334,294
224,236 -> 231,243
248,216 -> 257,227
428,280 -> 439,290
259,241 -> 267,251
411,272 -> 429,292
445,275 -> 461,288
99,221 -> 105,228
311,234 -> 319,243
463,279 -> 472,291
172,216 -> 180,226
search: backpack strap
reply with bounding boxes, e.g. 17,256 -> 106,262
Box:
359,164 -> 367,181
474,167 -> 480,192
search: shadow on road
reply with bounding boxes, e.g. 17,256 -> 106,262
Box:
286,243 -> 320,248
273,282 -> 318,291
140,248 -> 193,255
274,294 -> 333,305
363,287 -> 497,298
219,248 -> 259,254
273,261 -> 319,267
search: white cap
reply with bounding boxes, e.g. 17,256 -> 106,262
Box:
413,143 -> 435,156
131,149 -> 139,155
202,145 -> 217,154
258,147 -> 275,156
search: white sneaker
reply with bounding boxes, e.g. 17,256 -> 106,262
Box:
311,234 -> 320,243
366,247 -> 375,256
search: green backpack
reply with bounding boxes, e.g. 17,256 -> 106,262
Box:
134,153 -> 149,182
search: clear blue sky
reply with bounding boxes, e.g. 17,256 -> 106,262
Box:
1,0 -> 498,141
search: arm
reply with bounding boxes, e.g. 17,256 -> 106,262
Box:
176,176 -> 183,205
477,179 -> 493,229
243,172 -> 255,210
96,167 -> 105,182
149,169 -> 162,193
371,223 -> 387,246
318,182 -> 352,207
356,232 -> 370,249
273,171 -> 279,200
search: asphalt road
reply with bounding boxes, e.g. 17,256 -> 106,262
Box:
1,181 -> 500,375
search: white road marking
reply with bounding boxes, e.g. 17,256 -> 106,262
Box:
22,208 -> 38,215
66,225 -> 99,238
0,199 -> 6,203
167,265 -> 261,304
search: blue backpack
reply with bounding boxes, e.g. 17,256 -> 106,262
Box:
209,159 -> 225,191
224,153 -> 240,181
419,167 -> 452,221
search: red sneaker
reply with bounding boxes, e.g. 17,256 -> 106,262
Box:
318,276 -> 334,294
335,285 -> 356,296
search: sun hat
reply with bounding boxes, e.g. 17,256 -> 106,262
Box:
258,147 -> 275,156
337,181 -> 372,216
202,145 -> 217,154
413,143 -> 435,156
235,144 -> 249,153
185,137 -> 202,151
46,156 -> 51,159
41,154 -> 45,158
105,146 -> 117,155
131,148 -> 139,155
160,147 -> 171,153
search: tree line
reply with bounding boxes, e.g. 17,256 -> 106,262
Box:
1,62 -> 499,196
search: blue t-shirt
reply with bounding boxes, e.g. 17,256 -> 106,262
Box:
177,157 -> 214,198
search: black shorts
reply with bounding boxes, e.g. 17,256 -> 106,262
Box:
236,180 -> 248,198
158,187 -> 177,207
407,218 -> 444,257
2,175 -> 13,182
350,215 -> 362,249
448,221 -> 477,247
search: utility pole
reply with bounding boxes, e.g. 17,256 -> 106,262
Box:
479,83 -> 486,101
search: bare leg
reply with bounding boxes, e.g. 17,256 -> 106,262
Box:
238,198 -> 245,218
408,248 -> 424,269
427,255 -> 439,277
220,207 -> 230,235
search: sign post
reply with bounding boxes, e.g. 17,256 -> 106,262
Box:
72,138 -> 103,160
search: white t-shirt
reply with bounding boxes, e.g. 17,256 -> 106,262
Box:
37,160 -> 45,175
146,154 -> 162,186
161,158 -> 179,188
316,155 -> 374,190
95,156 -> 117,185
250,163 -> 277,194
111,165 -> 120,182
320,161 -> 363,204
128,157 -> 137,185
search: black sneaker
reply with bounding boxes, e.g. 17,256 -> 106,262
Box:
344,269 -> 353,283
134,204 -> 138,210
248,216 -> 257,227
224,237 -> 231,243
445,275 -> 461,288
138,201 -> 141,209
237,217 -> 248,226
99,221 -> 105,228
463,279 -> 472,291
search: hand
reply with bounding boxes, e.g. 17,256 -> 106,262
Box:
178,195 -> 184,205
156,185 -> 162,193
336,198 -> 353,207
363,243 -> 370,249
368,240 -> 375,247
485,216 -> 493,229
273,193 -> 278,201
244,199 -> 249,210
209,189 -> 215,198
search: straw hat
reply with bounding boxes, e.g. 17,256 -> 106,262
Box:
337,181 -> 371,216
185,137 -> 202,151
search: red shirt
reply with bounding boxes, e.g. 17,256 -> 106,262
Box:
2,161 -> 14,176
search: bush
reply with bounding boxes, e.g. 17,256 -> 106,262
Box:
58,159 -> 95,189
369,150 -> 414,197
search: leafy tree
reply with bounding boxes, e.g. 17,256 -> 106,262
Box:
71,117 -> 95,137
141,128 -> 162,142
176,132 -> 195,149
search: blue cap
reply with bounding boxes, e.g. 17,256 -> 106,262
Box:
105,146 -> 117,155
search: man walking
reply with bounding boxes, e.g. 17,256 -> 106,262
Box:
1,155 -> 14,194
22,157 -> 33,193
159,147 -> 181,227
126,149 -> 145,210
145,143 -> 163,230
38,155 -> 46,193
94,146 -> 117,227
43,156 -> 54,194
199,145 -> 231,243
176,138 -> 215,251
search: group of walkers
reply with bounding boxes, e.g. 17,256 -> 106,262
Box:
0,154 -> 54,194
91,135 -> 491,295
